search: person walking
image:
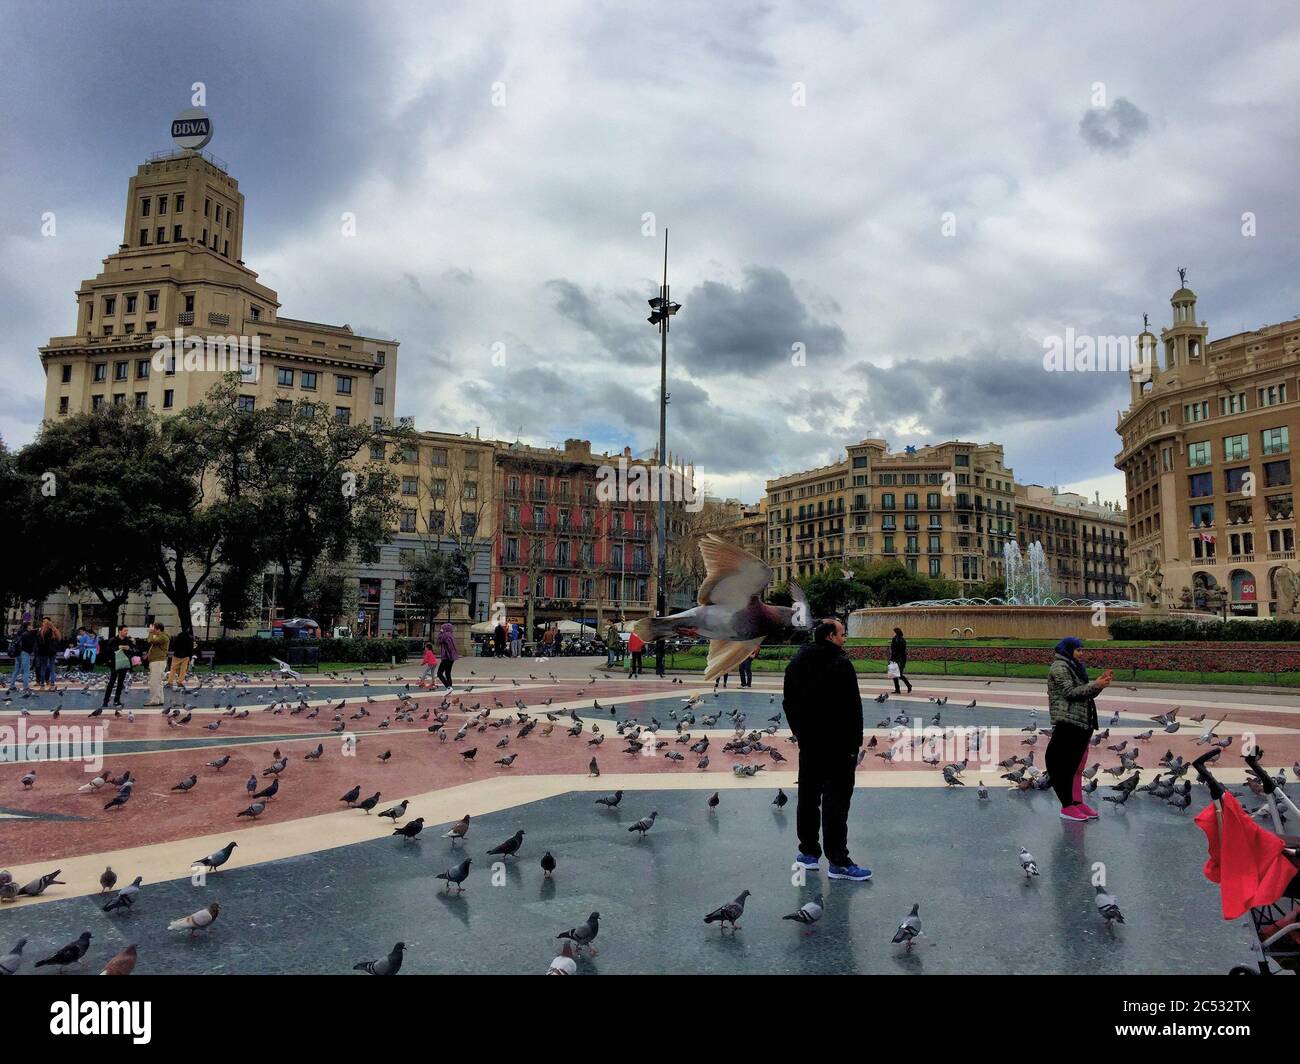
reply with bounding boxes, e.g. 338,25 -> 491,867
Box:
627,629 -> 645,677
509,622 -> 522,658
168,628 -> 195,688
33,618 -> 61,691
418,641 -> 438,687
605,622 -> 620,668
7,622 -> 34,693
492,622 -> 507,658
1045,636 -> 1112,823
738,645 -> 759,688
144,622 -> 169,706
102,625 -> 133,709
888,626 -> 913,694
783,618 -> 871,881
435,622 -> 459,690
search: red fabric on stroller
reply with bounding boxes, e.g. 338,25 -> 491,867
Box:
1195,790 -> 1297,919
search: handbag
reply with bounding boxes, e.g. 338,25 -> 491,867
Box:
114,648 -> 130,670
887,661 -> 901,678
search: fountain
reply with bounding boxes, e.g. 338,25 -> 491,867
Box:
846,538 -> 1139,640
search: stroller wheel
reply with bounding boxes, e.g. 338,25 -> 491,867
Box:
1227,965 -> 1258,975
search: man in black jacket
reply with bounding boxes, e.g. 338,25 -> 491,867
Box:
783,619 -> 871,881
101,625 -> 134,709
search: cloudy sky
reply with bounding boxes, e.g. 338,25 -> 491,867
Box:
3,1 -> 1298,507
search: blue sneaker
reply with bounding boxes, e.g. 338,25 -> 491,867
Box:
795,853 -> 820,872
827,863 -> 872,882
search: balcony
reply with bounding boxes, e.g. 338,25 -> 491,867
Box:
1267,550 -> 1296,561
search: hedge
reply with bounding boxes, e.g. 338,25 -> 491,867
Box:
1108,618 -> 1300,642
203,637 -> 410,665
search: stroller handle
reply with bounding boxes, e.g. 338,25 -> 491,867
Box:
1242,749 -> 1278,795
1192,749 -> 1225,801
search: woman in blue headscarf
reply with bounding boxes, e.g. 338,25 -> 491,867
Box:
1045,637 -> 1113,822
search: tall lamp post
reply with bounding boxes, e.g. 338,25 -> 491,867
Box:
647,229 -> 681,678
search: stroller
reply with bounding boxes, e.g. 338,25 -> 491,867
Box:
1193,748 -> 1300,975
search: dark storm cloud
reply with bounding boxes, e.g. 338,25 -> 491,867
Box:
1078,98 -> 1152,155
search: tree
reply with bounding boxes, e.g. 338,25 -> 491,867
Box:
406,550 -> 469,634
300,559 -> 360,631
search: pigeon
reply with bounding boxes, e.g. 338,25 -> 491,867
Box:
103,876 -> 143,912
704,890 -> 751,931
304,743 -> 324,761
547,942 -> 578,975
977,782 -> 989,800
17,870 -> 64,897
206,755 -> 231,771
632,535 -> 809,682
1018,846 -> 1040,877
392,817 -> 425,841
627,811 -> 658,837
193,842 -> 237,872
782,893 -> 824,927
0,938 -> 26,975
356,792 -> 382,814
487,830 -> 525,859
707,791 -> 720,812
556,912 -> 600,953
168,902 -> 220,934
436,858 -> 472,892
378,799 -> 409,823
340,784 -> 362,806
354,941 -> 405,975
541,851 -> 557,877
594,791 -> 623,808
100,944 -> 138,976
459,748 -> 477,762
1095,885 -> 1125,926
35,931 -> 92,969
99,866 -> 118,894
443,814 -> 471,843
251,777 -> 279,802
773,788 -> 789,809
892,903 -> 922,951
237,801 -> 266,819
588,757 -> 600,777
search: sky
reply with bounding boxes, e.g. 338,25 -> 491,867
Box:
2,0 -> 1298,508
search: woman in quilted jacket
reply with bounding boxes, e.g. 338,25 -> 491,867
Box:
1045,637 -> 1113,822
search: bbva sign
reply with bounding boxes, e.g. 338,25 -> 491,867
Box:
171,107 -> 213,150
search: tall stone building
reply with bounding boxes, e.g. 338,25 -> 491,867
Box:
1116,278 -> 1300,615
1014,485 -> 1128,598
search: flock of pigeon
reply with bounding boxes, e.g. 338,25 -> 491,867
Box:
3,667 -> 1294,974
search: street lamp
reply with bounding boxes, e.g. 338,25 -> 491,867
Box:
647,228 -> 681,678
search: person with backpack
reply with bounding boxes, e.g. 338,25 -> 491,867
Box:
101,625 -> 134,709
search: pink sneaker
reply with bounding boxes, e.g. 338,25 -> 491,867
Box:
1077,802 -> 1100,819
1058,804 -> 1090,822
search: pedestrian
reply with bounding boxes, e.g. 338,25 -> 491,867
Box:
509,621 -> 522,657
435,621 -> 459,690
168,627 -> 195,688
738,645 -> 759,688
144,622 -> 169,706
605,622 -> 620,668
418,641 -> 438,687
1045,636 -> 1113,823
33,617 -> 61,691
7,621 -> 34,693
102,625 -> 133,708
627,628 -> 645,677
783,618 -> 871,881
492,621 -> 506,658
888,626 -> 913,694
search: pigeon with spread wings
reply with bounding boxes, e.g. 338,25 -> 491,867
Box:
633,534 -> 808,682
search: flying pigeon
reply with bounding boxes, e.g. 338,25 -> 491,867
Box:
632,535 -> 809,682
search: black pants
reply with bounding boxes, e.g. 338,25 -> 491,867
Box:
103,668 -> 128,706
630,651 -> 643,676
796,748 -> 857,867
738,660 -> 752,686
891,663 -> 911,693
1045,720 -> 1092,807
436,659 -> 454,688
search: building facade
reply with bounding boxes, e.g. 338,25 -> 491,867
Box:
1116,280 -> 1300,615
1015,485 -> 1128,598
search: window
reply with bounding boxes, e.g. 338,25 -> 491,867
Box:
250,306 -> 261,321
334,407 -> 351,423
275,399 -> 293,415
1187,441 -> 1212,467
60,364 -> 71,383
136,359 -> 150,379
276,368 -> 294,387
214,205 -> 222,224
174,193 -> 184,212
163,389 -> 174,409
112,393 -> 125,406
1190,503 -> 1215,528
1223,434 -> 1248,461
1262,427 -> 1289,455
203,197 -> 210,217
237,395 -> 256,412
401,476 -> 418,496
374,387 -> 384,404
114,361 -> 128,381
904,493 -> 918,510
929,558 -> 941,577
156,226 -> 165,244
58,396 -> 69,414
1265,460 -> 1292,488
301,403 -> 315,418
1259,383 -> 1286,407
1183,401 -> 1210,423
370,443 -> 385,461
165,354 -> 176,376
336,375 -> 353,395
93,363 -> 107,382
158,195 -> 167,214
301,371 -> 317,390
464,450 -> 480,469
184,293 -> 195,313
430,479 -> 447,498
430,448 -> 448,466
147,293 -> 158,312
462,480 -> 478,500
139,229 -> 149,246
104,296 -> 116,316
376,351 -> 386,366
881,493 -> 895,510
135,393 -> 148,409
400,509 -> 417,533
1225,466 -> 1251,493
91,395 -> 104,410
429,511 -> 446,533
223,241 -> 228,257
126,295 -> 137,314
955,454 -> 969,466
172,224 -> 183,242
